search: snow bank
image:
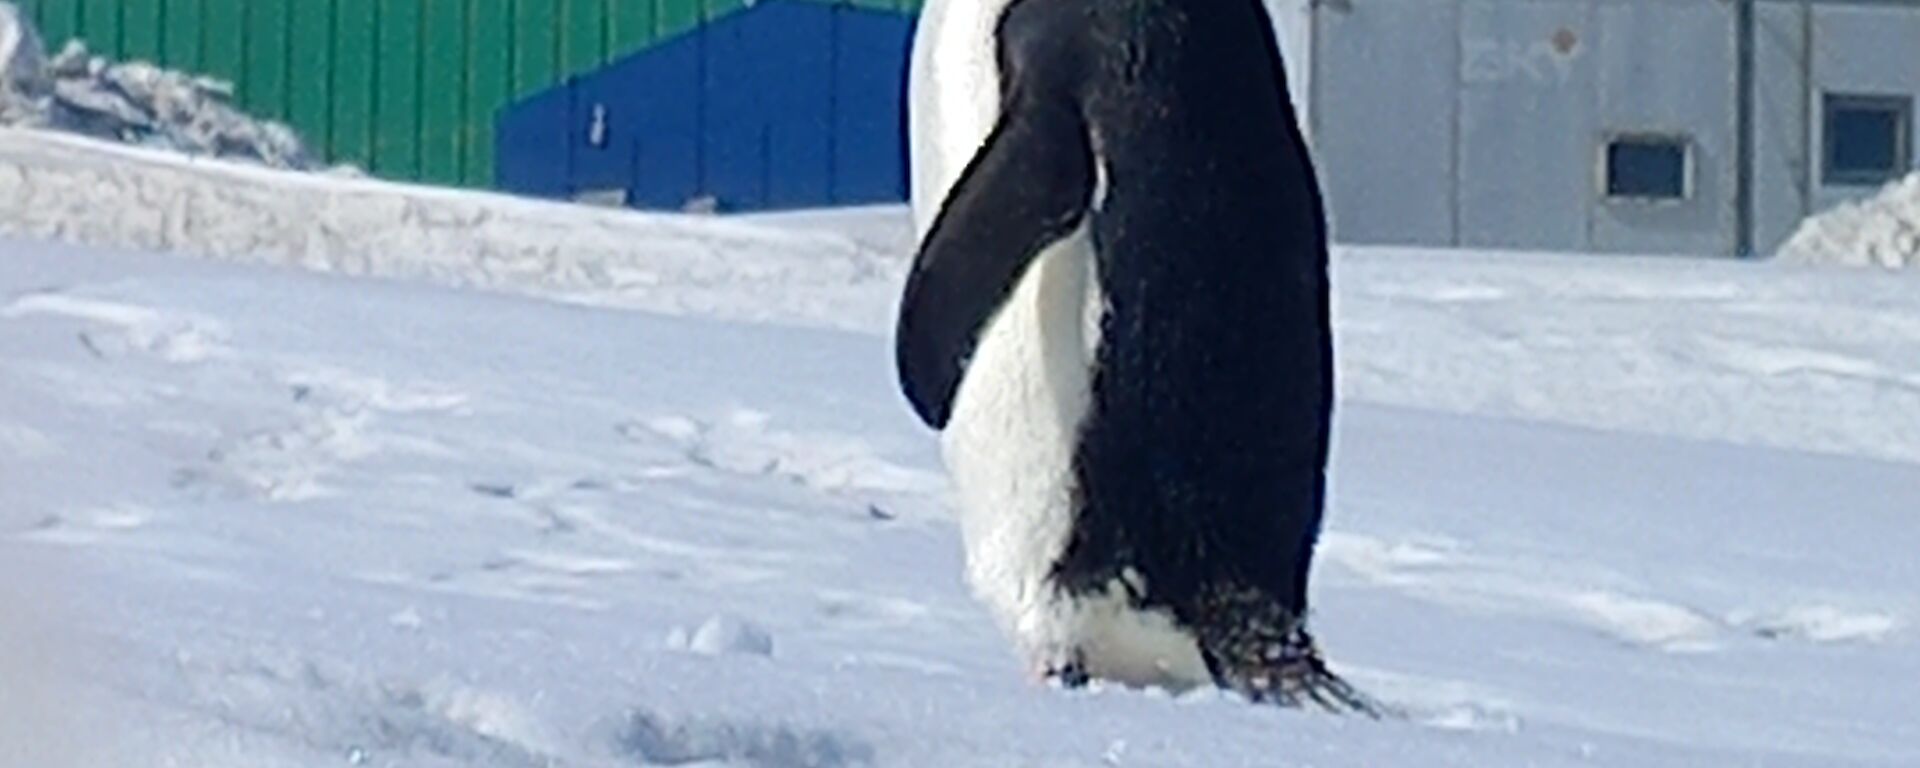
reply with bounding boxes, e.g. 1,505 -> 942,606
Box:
1775,173 -> 1920,268
0,4 -> 45,109
0,3 -> 310,169
0,128 -> 907,332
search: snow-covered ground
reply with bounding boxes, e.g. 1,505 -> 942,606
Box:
5,134 -> 1920,766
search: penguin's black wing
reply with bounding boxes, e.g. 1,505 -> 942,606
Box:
894,55 -> 1095,429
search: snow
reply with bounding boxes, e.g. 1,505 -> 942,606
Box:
4,136 -> 1920,766
0,128 -> 904,334
1776,172 -> 1920,269
0,3 -> 311,169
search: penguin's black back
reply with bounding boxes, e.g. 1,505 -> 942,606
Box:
1012,0 -> 1335,624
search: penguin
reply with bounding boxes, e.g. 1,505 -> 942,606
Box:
896,0 -> 1377,713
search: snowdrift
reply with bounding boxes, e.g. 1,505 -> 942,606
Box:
1775,173 -> 1920,269
0,128 -> 908,332
0,2 -> 309,169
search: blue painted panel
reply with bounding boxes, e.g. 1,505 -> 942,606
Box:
496,86 -> 573,196
759,3 -> 835,208
600,29 -> 702,208
701,8 -> 764,209
493,0 -> 914,212
831,5 -> 913,204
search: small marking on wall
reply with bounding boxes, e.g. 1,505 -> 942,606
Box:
1462,30 -> 1584,86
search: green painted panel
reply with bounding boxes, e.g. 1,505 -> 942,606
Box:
244,0 -> 289,119
657,0 -> 699,40
199,0 -> 245,84
20,0 -> 919,189
286,0 -> 333,158
418,0 -> 467,184
32,2 -> 75,50
561,0 -> 607,75
513,0 -> 558,97
331,0 -> 377,167
122,0 -> 164,62
610,0 -> 657,52
466,0 -> 514,185
161,0 -> 203,69
703,0 -> 747,23
374,0 -> 422,177
80,0 -> 119,55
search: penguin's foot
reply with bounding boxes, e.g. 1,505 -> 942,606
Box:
1035,650 -> 1091,689
1194,597 -> 1393,718
1218,633 -> 1388,718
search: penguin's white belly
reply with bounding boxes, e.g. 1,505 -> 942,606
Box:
939,225 -> 1213,691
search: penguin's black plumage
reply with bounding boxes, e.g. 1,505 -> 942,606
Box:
897,0 -> 1370,711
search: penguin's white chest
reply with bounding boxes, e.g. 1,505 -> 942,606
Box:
937,225 -> 1213,691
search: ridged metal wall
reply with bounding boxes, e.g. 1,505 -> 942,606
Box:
17,0 -> 920,187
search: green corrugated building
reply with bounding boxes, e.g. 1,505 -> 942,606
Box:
15,0 -> 921,187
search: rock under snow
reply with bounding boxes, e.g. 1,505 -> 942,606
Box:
1774,173 -> 1920,269
0,2 -> 310,169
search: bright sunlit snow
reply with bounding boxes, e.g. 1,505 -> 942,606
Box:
3,130 -> 1920,767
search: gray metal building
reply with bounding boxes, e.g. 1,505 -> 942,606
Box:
1298,0 -> 1920,257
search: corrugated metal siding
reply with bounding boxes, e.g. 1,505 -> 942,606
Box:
26,0 -> 923,188
498,0 -> 911,211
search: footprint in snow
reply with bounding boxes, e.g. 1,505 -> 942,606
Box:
2,292 -> 231,364
17,504 -> 153,546
1732,605 -> 1900,645
621,408 -> 944,496
613,706 -> 874,768
1322,532 -> 1726,653
667,615 -> 776,658
180,368 -> 466,503
1563,591 -> 1721,653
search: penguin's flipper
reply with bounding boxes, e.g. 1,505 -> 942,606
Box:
894,95 -> 1095,429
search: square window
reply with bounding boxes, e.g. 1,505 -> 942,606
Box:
1604,134 -> 1690,201
1824,93 -> 1912,187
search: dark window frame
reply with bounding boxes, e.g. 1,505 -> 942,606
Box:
1600,131 -> 1694,204
1822,92 -> 1913,188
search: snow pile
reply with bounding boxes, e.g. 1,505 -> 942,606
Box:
1775,172 -> 1920,268
0,2 -> 309,169
0,129 -> 907,332
0,3 -> 46,117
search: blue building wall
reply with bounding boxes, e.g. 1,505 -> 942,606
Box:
496,0 -> 915,213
